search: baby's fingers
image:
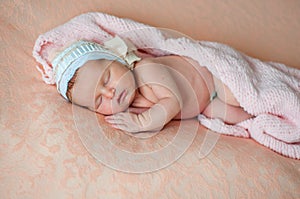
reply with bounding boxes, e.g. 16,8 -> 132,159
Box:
104,114 -> 140,133
105,115 -> 122,123
105,116 -> 125,128
105,113 -> 128,123
111,123 -> 129,131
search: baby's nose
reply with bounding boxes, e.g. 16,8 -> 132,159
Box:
102,87 -> 116,99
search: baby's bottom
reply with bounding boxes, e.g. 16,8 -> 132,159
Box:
202,76 -> 253,124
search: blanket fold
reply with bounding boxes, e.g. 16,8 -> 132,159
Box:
33,12 -> 300,159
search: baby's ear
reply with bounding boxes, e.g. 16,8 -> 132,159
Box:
66,70 -> 79,102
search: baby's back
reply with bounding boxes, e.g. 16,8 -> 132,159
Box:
134,55 -> 214,119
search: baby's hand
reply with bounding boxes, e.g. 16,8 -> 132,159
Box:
105,112 -> 141,133
104,111 -> 163,133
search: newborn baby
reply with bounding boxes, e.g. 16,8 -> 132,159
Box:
50,36 -> 252,133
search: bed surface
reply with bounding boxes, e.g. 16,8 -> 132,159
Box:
1,0 -> 299,198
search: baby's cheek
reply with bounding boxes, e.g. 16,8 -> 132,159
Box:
101,99 -> 130,115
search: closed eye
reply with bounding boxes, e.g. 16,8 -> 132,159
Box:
104,71 -> 110,86
95,95 -> 102,110
94,69 -> 110,111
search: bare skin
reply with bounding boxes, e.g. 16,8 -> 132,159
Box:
68,50 -> 252,133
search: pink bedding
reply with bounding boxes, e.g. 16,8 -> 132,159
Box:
1,0 -> 299,198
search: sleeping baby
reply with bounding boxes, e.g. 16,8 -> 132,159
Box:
33,12 -> 300,158
49,36 -> 252,133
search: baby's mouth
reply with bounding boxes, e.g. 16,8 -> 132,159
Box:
117,89 -> 127,104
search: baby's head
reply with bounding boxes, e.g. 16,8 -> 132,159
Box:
52,38 -> 140,115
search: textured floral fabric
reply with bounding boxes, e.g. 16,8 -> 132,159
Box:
0,1 -> 299,199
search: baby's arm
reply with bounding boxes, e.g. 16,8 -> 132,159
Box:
105,63 -> 182,133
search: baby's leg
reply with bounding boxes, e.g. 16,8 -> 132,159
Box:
213,76 -> 240,107
202,97 -> 252,124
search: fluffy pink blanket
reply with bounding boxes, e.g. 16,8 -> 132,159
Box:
33,12 -> 300,159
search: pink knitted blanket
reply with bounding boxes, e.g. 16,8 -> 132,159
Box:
33,12 -> 300,159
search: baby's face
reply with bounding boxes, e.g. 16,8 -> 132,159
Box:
71,59 -> 136,115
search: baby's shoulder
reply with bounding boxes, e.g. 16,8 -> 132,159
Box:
134,57 -> 172,83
